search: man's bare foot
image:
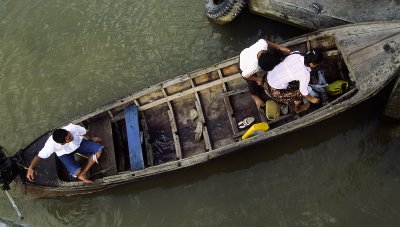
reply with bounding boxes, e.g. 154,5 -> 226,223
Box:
295,102 -> 310,113
77,173 -> 93,184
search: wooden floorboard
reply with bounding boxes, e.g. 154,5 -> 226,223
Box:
218,70 -> 240,135
88,115 -> 118,178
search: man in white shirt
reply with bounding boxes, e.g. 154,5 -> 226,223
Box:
26,123 -> 103,184
258,50 -> 323,112
239,39 -> 291,108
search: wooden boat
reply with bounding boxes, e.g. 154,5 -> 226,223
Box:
16,21 -> 400,196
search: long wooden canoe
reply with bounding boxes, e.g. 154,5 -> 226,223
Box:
18,21 -> 400,196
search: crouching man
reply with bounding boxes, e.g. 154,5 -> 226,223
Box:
26,123 -> 103,184
260,49 -> 323,112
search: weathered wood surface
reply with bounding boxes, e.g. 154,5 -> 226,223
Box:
217,69 -> 242,135
139,112 -> 154,166
194,100 -> 212,151
345,32 -> 400,87
139,73 -> 242,111
87,115 -> 118,177
70,58 -> 240,124
20,22 -> 400,196
248,0 -> 400,30
162,88 -> 183,160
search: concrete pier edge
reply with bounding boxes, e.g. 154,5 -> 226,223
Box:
248,0 -> 400,30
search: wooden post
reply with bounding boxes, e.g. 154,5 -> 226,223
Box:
4,190 -> 24,220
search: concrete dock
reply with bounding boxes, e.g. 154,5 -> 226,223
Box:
248,0 -> 400,30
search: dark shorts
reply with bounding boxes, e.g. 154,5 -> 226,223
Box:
58,139 -> 104,176
246,76 -> 268,102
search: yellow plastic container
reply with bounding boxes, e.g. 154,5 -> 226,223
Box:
241,122 -> 270,140
326,80 -> 349,96
265,100 -> 280,120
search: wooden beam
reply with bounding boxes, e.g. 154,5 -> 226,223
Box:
139,112 -> 154,167
220,88 -> 249,98
217,70 -> 240,135
107,111 -> 113,118
161,57 -> 239,88
162,89 -> 182,160
167,110 -> 182,159
189,78 -> 213,151
194,100 -> 212,151
139,73 -> 242,111
111,112 -> 124,123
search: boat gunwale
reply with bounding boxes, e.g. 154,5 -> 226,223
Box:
19,21 -> 400,195
64,21 -> 400,127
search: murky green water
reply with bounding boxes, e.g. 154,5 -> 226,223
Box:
1,0 -> 400,226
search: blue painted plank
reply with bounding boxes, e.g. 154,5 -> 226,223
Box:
124,105 -> 144,171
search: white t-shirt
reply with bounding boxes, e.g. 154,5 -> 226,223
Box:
267,54 -> 311,96
38,123 -> 87,158
239,39 -> 269,78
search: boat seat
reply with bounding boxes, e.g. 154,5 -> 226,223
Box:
87,115 -> 118,178
124,104 -> 145,171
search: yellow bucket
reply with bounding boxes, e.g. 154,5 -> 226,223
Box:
241,122 -> 269,140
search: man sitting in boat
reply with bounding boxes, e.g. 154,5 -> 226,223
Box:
256,49 -> 323,113
239,39 -> 291,109
26,123 -> 103,184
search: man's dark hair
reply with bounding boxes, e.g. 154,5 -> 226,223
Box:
52,129 -> 68,144
258,49 -> 283,71
304,49 -> 323,66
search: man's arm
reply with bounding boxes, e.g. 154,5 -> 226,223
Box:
265,40 -> 290,55
304,94 -> 320,104
246,75 -> 264,85
84,132 -> 102,143
26,156 -> 42,181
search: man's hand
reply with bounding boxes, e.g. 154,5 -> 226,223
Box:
254,76 -> 264,86
26,156 -> 41,182
91,136 -> 102,143
280,47 -> 291,55
304,95 -> 320,104
26,168 -> 35,182
265,40 -> 291,55
310,96 -> 320,104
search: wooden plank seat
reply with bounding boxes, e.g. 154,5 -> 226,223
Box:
124,105 -> 145,171
87,115 -> 118,178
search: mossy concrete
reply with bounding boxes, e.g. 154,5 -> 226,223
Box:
248,0 -> 400,30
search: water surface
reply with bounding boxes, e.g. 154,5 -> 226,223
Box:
0,1 -> 399,226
